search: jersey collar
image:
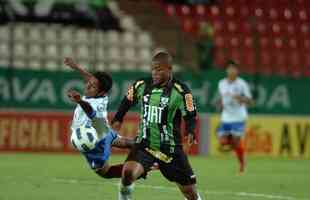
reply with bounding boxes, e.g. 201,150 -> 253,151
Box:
84,95 -> 107,99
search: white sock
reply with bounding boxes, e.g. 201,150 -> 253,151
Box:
118,182 -> 134,200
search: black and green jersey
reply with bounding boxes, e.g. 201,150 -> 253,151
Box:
113,77 -> 197,154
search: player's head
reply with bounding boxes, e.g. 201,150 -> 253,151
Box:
85,72 -> 112,97
226,60 -> 239,81
151,49 -> 173,86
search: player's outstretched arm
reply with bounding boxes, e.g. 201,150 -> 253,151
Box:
214,97 -> 223,111
67,89 -> 95,119
64,57 -> 93,81
111,80 -> 141,131
178,83 -> 198,152
111,96 -> 135,131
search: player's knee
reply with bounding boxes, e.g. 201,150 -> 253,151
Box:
219,138 -> 227,145
122,168 -> 135,184
232,138 -> 241,148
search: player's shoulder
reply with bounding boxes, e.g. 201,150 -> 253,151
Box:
218,78 -> 227,87
219,78 -> 227,84
237,77 -> 249,86
132,77 -> 151,89
173,78 -> 191,94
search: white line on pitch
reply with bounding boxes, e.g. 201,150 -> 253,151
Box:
52,178 -> 308,200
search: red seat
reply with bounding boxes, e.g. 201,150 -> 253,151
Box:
164,4 -> 177,16
158,0 -> 310,77
214,49 -> 226,67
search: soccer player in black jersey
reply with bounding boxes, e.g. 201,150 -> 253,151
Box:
112,50 -> 202,200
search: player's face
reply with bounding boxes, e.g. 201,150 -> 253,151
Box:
227,65 -> 238,81
151,61 -> 171,86
85,76 -> 100,97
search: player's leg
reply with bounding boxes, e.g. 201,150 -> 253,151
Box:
159,147 -> 203,200
83,129 -> 123,179
119,146 -> 155,200
230,122 -> 246,173
121,161 -> 144,185
232,135 -> 245,173
177,184 -> 202,200
95,162 -> 124,179
217,122 -> 233,151
219,135 -> 233,151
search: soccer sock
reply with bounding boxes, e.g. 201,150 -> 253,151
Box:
96,164 -> 123,179
119,181 -> 134,200
184,193 -> 202,200
234,139 -> 245,172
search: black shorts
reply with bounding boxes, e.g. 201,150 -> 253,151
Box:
126,144 -> 197,186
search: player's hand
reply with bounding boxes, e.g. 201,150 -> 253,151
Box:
187,134 -> 197,147
64,57 -> 79,70
67,89 -> 82,103
111,121 -> 122,131
183,134 -> 197,153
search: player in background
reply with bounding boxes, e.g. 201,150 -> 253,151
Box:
112,50 -> 202,200
216,60 -> 254,173
64,57 -> 134,179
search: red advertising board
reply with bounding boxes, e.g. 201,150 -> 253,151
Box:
0,112 -> 199,155
0,112 -> 72,152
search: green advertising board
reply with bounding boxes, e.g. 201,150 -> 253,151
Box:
0,68 -> 309,114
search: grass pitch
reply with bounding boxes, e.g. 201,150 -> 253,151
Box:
0,153 -> 309,200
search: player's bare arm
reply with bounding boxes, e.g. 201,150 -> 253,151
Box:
182,91 -> 198,150
67,89 -> 94,118
214,97 -> 223,111
64,57 -> 93,81
111,87 -> 135,131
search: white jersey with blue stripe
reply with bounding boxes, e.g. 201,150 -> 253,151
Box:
71,96 -> 109,136
219,77 -> 252,123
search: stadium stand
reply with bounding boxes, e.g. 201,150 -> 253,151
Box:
0,0 -> 157,72
156,0 -> 310,77
1,0 -> 308,76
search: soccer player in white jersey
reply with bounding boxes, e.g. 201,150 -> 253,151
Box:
64,57 -> 134,179
217,61 -> 253,173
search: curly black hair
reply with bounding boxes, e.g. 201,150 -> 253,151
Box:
92,71 -> 113,93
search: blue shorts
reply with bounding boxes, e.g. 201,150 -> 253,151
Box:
82,129 -> 119,170
217,122 -> 245,137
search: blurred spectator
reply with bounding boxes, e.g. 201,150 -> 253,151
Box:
196,22 -> 215,70
94,5 -> 122,31
0,0 -> 9,24
0,0 -> 121,31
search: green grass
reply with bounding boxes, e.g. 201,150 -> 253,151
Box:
0,153 -> 309,200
